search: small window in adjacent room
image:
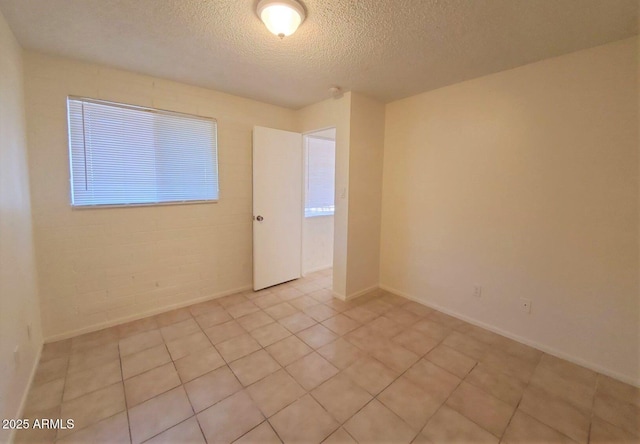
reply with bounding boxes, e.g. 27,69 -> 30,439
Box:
304,133 -> 335,217
67,97 -> 218,207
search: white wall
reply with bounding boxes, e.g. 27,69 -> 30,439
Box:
346,93 -> 385,298
303,215 -> 334,274
380,38 -> 639,384
0,11 -> 43,442
24,52 -> 297,340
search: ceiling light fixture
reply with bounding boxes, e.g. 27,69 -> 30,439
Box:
257,0 -> 306,39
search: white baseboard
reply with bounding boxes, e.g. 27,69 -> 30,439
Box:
333,284 -> 379,302
380,283 -> 640,388
303,264 -> 333,276
9,342 -> 43,444
44,284 -> 253,343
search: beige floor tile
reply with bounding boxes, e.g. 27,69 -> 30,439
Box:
309,288 -> 334,303
264,302 -> 299,320
425,344 -> 476,378
421,405 -> 498,444
367,316 -> 405,338
378,376 -> 442,430
593,392 -> 640,437
343,326 -> 387,353
428,311 -> 466,329
122,344 -> 171,379
217,334 -> 262,362
59,383 -> 126,439
155,308 -> 193,328
33,356 -> 68,386
442,331 -> 489,361
195,307 -> 233,329
230,349 -> 281,386
589,416 -> 638,444
304,304 -> 339,322
56,412 -> 130,444
145,417 -> 205,444
233,421 -> 281,444
311,373 -> 372,423
119,330 -> 163,357
237,310 -> 275,331
269,394 -> 339,444
404,359 -> 460,402
64,359 -> 122,401
13,406 -> 60,444
317,338 -> 364,369
342,356 -> 398,395
128,386 -> 193,444
297,324 -> 338,349
279,312 -> 317,333
197,390 -> 264,444
188,299 -> 221,317
370,342 -> 420,373
286,352 -> 339,390
227,301 -> 260,319
401,301 -> 434,317
411,319 -> 451,341
247,369 -> 306,417
71,328 -> 119,353
323,427 -> 357,444
166,331 -> 211,360
321,314 -> 360,336
217,293 -> 248,309
519,385 -> 590,443
597,374 -> 640,407
344,399 -> 416,444
251,323 -> 292,347
254,293 -> 284,309
391,329 -> 439,356
204,320 -> 246,344
342,306 -> 378,324
68,342 -> 119,374
289,295 -> 320,311
529,365 -> 594,414
118,317 -> 159,339
501,411 -> 577,444
361,299 -> 394,315
174,346 -> 226,383
40,339 -> 72,362
184,366 -> 242,412
481,349 -> 537,384
446,381 -> 515,437
124,362 -> 181,407
385,307 -> 421,325
455,323 -> 504,345
465,363 -> 525,406
494,336 -> 542,364
323,299 -> 351,313
266,335 -> 314,366
24,377 -> 65,414
160,318 -> 200,342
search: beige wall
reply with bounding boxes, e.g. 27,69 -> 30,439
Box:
303,215 -> 334,274
381,38 -> 639,384
24,52 -> 297,340
346,93 -> 385,297
0,11 -> 43,440
297,95 -> 352,297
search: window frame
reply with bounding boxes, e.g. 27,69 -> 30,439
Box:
67,96 -> 219,209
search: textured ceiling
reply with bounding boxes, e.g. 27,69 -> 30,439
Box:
0,0 -> 637,109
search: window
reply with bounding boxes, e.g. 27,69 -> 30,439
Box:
304,135 -> 335,217
67,97 -> 218,207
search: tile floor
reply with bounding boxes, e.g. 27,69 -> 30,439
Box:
16,269 -> 639,443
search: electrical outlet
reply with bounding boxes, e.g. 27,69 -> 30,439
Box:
520,298 -> 532,313
14,345 -> 20,367
473,285 -> 482,298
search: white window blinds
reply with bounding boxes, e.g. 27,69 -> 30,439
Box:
67,97 -> 218,207
305,136 -> 335,217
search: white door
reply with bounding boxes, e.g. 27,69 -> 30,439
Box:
253,126 -> 303,290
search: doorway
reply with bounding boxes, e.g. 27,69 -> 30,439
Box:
302,128 -> 336,278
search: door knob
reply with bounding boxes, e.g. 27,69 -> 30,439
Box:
256,215 -> 264,221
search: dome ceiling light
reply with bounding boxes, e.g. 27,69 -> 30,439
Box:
257,0 -> 306,39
